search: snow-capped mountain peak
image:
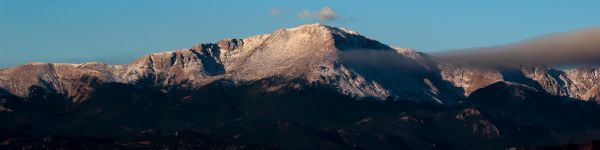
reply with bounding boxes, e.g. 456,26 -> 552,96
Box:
1,24 -> 599,105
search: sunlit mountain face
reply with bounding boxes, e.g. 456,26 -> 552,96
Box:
1,23 -> 600,149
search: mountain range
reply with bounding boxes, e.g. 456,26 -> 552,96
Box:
1,24 -> 600,149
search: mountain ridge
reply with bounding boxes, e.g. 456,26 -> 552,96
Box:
3,24 -> 600,149
0,24 -> 599,105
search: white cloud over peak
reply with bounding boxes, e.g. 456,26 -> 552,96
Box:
297,6 -> 341,22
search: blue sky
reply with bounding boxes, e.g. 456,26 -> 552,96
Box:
1,0 -> 600,67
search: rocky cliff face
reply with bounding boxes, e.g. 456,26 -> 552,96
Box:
0,23 -> 599,105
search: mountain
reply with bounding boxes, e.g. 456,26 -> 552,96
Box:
0,24 -> 464,104
2,24 -> 600,149
2,24 -> 598,105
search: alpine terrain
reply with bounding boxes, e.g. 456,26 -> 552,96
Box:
1,24 -> 600,150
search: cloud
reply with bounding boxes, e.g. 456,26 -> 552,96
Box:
318,6 -> 338,21
437,27 -> 600,66
297,6 -> 341,22
298,10 -> 311,19
270,9 -> 282,16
